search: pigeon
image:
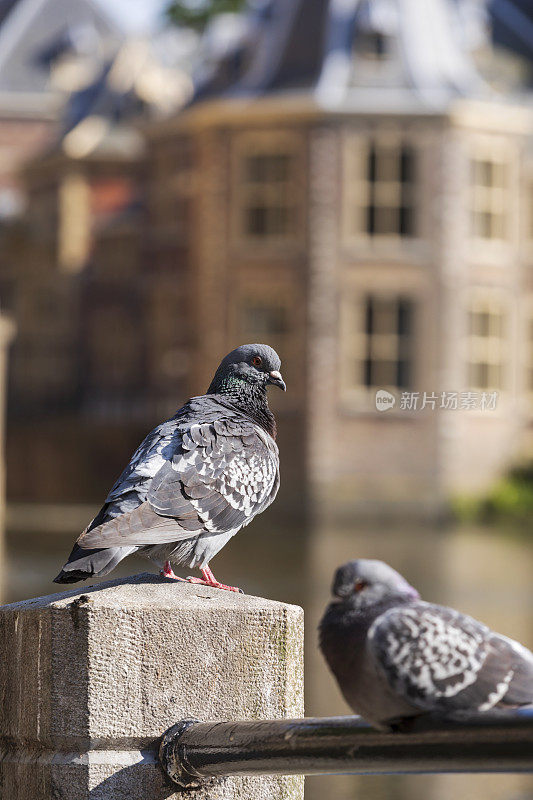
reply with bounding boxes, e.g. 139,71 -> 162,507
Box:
54,343 -> 286,592
319,559 -> 533,729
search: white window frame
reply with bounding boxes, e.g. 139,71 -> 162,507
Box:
342,133 -> 416,244
470,141 -> 510,244
522,168 -> 533,253
522,298 -> 533,409
340,291 -> 415,406
466,295 -> 507,392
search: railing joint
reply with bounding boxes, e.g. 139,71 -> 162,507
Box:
159,718 -> 206,789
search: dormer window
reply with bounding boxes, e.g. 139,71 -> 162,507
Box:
357,30 -> 390,60
352,0 -> 397,66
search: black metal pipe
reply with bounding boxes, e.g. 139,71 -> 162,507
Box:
159,709 -> 533,788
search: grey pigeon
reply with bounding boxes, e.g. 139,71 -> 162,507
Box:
54,344 -> 286,592
319,559 -> 533,729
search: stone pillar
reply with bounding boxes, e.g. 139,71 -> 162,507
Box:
0,574 -> 304,800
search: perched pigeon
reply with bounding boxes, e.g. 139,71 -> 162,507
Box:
319,559 -> 533,729
54,344 -> 286,592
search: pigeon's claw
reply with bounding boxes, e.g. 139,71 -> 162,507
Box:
185,577 -> 243,593
160,561 -> 184,581
185,566 -> 243,593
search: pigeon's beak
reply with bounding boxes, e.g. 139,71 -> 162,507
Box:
332,564 -> 358,599
268,370 -> 286,391
332,582 -> 353,600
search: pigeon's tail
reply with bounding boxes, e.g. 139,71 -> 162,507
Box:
53,543 -> 138,584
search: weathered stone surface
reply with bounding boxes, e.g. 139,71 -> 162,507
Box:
0,573 -> 304,800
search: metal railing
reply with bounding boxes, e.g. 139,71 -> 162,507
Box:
159,710 -> 533,788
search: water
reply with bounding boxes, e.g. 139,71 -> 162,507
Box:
5,512 -> 533,800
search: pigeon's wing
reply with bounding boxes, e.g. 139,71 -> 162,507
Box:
78,419 -> 280,548
368,602 -> 533,714
487,634 -> 533,707
78,418 -> 182,537
104,419 -> 181,505
148,419 -> 280,527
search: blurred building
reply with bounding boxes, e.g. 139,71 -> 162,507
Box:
4,0 -> 533,519
145,0 -> 533,518
2,30 -> 195,504
0,0 -> 121,219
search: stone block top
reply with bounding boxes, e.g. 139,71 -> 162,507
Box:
0,572 -> 302,615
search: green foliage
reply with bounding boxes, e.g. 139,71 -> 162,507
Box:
453,460 -> 533,528
451,494 -> 483,524
166,0 -> 246,31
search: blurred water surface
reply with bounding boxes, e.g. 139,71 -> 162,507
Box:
6,514 -> 533,800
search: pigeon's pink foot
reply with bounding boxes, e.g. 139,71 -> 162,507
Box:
186,566 -> 243,593
159,560 -> 184,581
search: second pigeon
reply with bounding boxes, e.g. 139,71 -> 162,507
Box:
320,559 -> 533,728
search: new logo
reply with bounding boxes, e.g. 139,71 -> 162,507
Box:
375,390 -> 396,412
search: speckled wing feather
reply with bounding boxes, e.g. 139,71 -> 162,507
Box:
74,418 -> 182,539
78,418 -> 280,548
369,602 -> 533,713
103,419 -> 181,509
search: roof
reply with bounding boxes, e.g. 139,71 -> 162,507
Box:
491,0 -> 533,70
58,34 -> 194,159
317,0 -> 489,110
0,0 -> 122,115
194,0 -> 329,100
191,0 -> 533,112
0,0 -> 18,27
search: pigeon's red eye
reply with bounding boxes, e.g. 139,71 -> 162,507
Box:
354,579 -> 367,592
252,356 -> 262,367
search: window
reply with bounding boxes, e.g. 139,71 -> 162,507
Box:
88,306 -> 140,392
58,172 -> 90,272
470,157 -> 508,240
236,294 -> 293,409
526,180 -> 533,242
240,300 -> 288,337
237,296 -> 291,362
238,151 -> 296,240
344,138 -> 416,239
91,178 -> 136,230
30,184 -> 58,238
467,300 -> 505,390
527,316 -> 533,396
343,295 -> 415,393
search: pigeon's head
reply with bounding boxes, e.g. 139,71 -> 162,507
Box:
208,344 -> 286,394
331,559 -> 420,611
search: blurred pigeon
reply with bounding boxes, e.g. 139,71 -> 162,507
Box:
54,344 -> 286,592
319,559 -> 533,729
